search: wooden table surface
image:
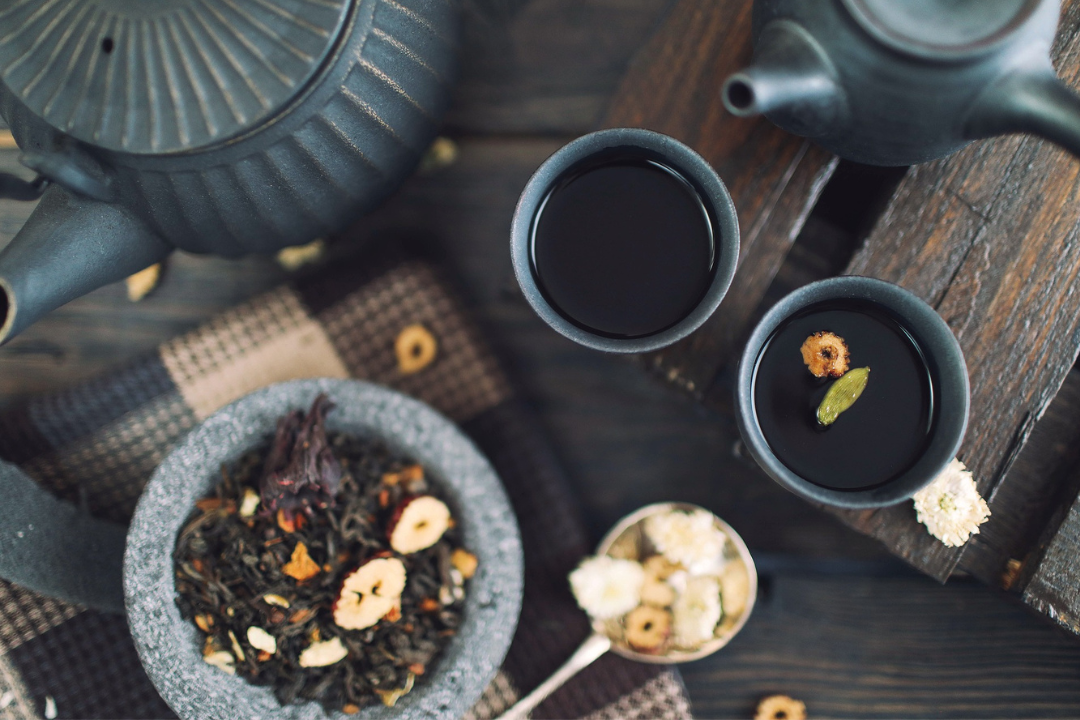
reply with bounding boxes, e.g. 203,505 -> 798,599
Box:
5,0 -> 1080,717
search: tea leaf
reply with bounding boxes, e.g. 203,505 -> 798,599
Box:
816,367 -> 870,426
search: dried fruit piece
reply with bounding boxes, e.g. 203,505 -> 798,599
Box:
642,555 -> 681,580
125,263 -> 162,302
451,548 -> 478,579
333,557 -> 407,630
396,324 -> 438,375
640,576 -> 676,607
228,630 -> 246,661
719,562 -> 750,618
375,672 -> 415,708
263,594 -> 290,608
754,695 -> 807,720
283,542 -> 321,582
801,331 -> 850,378
194,614 -> 213,632
298,637 -> 348,668
383,464 -> 424,486
203,651 -> 236,675
419,597 -> 440,612
343,703 -> 361,714
624,605 -> 671,652
388,496 -> 451,554
275,239 -> 326,271
247,626 -> 277,655
239,488 -> 260,518
816,367 -> 870,426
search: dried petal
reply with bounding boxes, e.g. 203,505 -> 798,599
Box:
239,488 -> 260,518
125,263 -> 162,302
451,549 -> 478,579
263,594 -> 290,608
203,651 -> 236,675
282,542 -> 321,582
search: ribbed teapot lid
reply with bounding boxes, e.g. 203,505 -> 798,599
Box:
0,0 -> 352,154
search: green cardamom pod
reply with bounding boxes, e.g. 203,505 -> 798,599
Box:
816,367 -> 870,426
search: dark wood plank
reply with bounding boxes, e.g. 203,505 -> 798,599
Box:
447,0 -> 672,136
685,566 -> 1080,719
1023,490 -> 1080,635
601,0 -> 839,397
826,0 -> 1080,581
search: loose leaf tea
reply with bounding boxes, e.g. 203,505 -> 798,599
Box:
816,367 -> 870,426
174,395 -> 472,712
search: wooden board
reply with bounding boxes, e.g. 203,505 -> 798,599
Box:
824,0 -> 1080,582
601,0 -> 838,397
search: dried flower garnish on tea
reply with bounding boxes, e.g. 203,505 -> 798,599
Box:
174,395 -> 475,712
800,331 -> 850,378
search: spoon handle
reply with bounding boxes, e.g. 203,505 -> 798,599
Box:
495,632 -> 612,720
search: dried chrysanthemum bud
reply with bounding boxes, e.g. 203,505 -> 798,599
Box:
644,509 -> 726,574
333,557 -> 407,630
912,458 -> 990,547
569,555 -> 644,620
388,496 -> 452,554
624,605 -> 671,652
672,576 -> 722,648
800,331 -> 850,378
298,637 -> 348,668
755,695 -> 807,720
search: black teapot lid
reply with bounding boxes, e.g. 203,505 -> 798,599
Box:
0,0 -> 352,154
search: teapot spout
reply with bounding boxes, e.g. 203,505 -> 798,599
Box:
0,186 -> 171,344
722,19 -> 846,138
964,67 -> 1080,158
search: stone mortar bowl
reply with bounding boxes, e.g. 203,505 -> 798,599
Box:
124,378 -> 524,720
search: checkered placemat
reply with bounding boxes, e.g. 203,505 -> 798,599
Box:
0,247 -> 692,720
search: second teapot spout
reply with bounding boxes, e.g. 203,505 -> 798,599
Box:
722,19 -> 847,139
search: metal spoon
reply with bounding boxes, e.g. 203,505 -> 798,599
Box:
496,502 -> 758,720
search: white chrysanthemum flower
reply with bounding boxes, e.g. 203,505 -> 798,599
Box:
568,555 -> 645,620
672,575 -> 722,647
912,459 -> 990,547
644,509 -> 726,573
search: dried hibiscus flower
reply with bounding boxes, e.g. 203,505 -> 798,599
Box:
259,393 -> 342,519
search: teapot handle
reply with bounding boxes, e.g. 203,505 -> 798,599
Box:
0,460 -> 126,613
964,67 -> 1080,159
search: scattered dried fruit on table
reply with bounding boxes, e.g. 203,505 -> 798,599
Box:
389,495 -> 451,554
395,324 -> 438,375
800,330 -> 850,378
755,694 -> 807,720
125,263 -> 162,302
275,238 -> 326,271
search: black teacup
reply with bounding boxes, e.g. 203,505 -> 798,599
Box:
510,128 -> 740,353
735,276 -> 970,508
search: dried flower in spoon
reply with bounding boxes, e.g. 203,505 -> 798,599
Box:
644,508 -> 726,574
568,556 -> 644,619
912,458 -> 990,547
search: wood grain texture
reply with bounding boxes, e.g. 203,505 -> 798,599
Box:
827,0 -> 1080,582
686,567 -> 1080,719
602,0 -> 838,396
1023,490 -> 1080,636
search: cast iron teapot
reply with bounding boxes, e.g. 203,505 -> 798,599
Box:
722,0 -> 1080,166
0,0 -> 459,343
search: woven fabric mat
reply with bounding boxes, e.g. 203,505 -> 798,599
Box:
0,249 -> 692,720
